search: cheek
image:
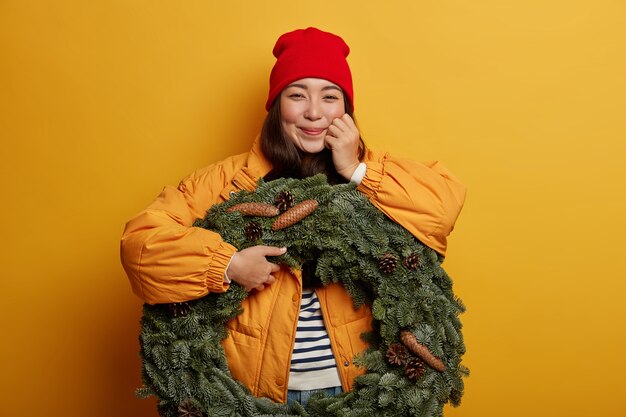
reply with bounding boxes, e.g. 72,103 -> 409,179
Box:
325,103 -> 346,120
280,108 -> 298,125
280,119 -> 295,138
279,96 -> 300,124
280,111 -> 297,137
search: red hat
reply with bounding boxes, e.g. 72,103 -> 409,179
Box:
266,27 -> 354,111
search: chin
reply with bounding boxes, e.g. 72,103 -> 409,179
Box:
299,142 -> 326,154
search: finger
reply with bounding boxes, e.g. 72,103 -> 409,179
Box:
339,114 -> 359,134
324,134 -> 335,150
260,246 -> 287,257
325,127 -> 346,144
254,284 -> 265,292
340,113 -> 355,125
332,117 -> 348,131
269,262 -> 281,273
265,275 -> 276,285
326,124 -> 342,138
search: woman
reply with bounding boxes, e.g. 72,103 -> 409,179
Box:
121,27 -> 466,406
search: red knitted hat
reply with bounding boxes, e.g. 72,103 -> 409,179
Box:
266,27 -> 354,111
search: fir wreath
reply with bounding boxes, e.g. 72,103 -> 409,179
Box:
138,175 -> 468,417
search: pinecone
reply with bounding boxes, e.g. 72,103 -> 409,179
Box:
386,343 -> 410,366
379,253 -> 398,274
169,302 -> 192,318
400,330 -> 446,372
404,357 -> 427,381
227,202 -> 279,217
274,191 -> 295,213
403,253 -> 420,270
271,200 -> 318,231
244,221 -> 263,240
178,398 -> 202,417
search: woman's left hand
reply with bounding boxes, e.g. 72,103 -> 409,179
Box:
325,114 -> 361,180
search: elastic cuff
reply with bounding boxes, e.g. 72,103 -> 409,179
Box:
350,162 -> 367,185
356,161 -> 384,198
223,253 -> 236,284
206,241 -> 237,292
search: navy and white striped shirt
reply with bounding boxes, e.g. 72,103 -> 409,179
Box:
288,289 -> 341,390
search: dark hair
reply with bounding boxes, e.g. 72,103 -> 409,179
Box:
261,94 -> 365,185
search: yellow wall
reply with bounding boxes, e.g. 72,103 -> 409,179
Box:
1,1 -> 625,416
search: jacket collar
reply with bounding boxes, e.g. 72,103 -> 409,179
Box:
231,135 -> 273,191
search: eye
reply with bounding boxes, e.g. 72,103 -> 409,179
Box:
288,93 -> 305,99
323,94 -> 340,101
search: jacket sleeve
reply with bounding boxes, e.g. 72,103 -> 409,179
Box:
358,151 -> 466,256
120,166 -> 237,305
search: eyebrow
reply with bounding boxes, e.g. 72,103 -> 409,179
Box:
286,83 -> 342,92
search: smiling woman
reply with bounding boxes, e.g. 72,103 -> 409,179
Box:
263,77 -> 366,185
280,78 -> 347,155
120,26 -> 467,412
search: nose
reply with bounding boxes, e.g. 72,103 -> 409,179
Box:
304,99 -> 322,121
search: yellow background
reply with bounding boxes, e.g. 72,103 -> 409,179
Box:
1,1 -> 625,416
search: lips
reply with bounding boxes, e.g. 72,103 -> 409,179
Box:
299,127 -> 325,136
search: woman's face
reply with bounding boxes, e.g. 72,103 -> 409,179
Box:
280,78 -> 346,154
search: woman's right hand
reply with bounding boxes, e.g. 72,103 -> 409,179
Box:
226,246 -> 287,291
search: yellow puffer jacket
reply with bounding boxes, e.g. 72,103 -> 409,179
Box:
120,136 -> 466,403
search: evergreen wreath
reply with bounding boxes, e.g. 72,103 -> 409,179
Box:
138,175 -> 468,417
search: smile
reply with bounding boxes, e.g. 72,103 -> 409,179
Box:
299,127 -> 325,136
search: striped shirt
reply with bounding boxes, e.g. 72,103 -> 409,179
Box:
288,289 -> 342,390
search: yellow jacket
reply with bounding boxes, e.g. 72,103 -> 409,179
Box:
120,137 -> 466,402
